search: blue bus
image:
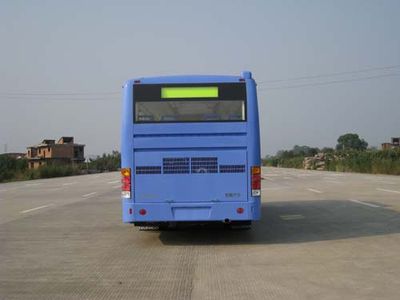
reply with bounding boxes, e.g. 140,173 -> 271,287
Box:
121,71 -> 261,228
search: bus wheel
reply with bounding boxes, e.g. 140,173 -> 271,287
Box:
229,221 -> 252,230
158,222 -> 170,231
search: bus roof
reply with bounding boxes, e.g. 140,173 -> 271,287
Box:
124,72 -> 253,86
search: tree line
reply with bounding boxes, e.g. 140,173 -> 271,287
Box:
0,151 -> 121,183
263,133 -> 400,175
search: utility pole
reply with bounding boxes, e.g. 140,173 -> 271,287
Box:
4,144 -> 7,154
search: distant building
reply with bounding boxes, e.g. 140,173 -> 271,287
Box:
27,137 -> 85,169
381,137 -> 400,150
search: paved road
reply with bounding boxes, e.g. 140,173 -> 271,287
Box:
1,168 -> 400,299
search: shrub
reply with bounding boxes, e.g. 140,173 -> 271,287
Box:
38,164 -> 79,178
264,147 -> 400,175
88,151 -> 120,172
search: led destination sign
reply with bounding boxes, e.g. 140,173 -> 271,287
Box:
161,87 -> 218,99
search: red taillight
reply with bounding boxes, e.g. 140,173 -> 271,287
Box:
121,168 -> 131,198
251,166 -> 261,197
139,209 -> 147,215
237,207 -> 244,214
129,208 -> 133,215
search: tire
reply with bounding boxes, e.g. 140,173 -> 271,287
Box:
158,222 -> 170,231
229,221 -> 252,230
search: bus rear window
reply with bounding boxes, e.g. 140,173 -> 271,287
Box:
134,83 -> 246,123
135,100 -> 245,123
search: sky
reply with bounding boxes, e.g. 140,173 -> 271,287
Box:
0,0 -> 399,156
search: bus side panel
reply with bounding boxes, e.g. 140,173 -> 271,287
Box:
246,79 -> 261,220
121,82 -> 135,223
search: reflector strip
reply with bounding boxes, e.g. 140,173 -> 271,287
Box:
161,87 -> 218,98
251,166 -> 261,175
121,168 -> 131,177
121,168 -> 131,199
251,165 -> 261,197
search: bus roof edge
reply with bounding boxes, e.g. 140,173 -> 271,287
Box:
241,71 -> 252,79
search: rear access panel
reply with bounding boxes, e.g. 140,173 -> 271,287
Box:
134,150 -> 247,203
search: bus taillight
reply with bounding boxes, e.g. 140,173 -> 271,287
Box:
121,168 -> 131,198
251,166 -> 261,197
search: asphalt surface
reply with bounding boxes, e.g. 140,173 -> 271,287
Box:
1,167 -> 400,299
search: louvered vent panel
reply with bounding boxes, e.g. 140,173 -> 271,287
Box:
191,157 -> 218,174
163,158 -> 190,174
136,166 -> 162,175
219,165 -> 246,173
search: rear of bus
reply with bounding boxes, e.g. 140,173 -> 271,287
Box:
121,71 -> 261,227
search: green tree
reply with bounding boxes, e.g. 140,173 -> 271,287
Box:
321,147 -> 335,153
0,156 -> 28,182
88,151 -> 121,172
0,155 -> 16,182
336,133 -> 368,151
292,145 -> 319,156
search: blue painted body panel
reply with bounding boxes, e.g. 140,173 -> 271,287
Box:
135,149 -> 247,203
123,201 -> 260,222
121,72 -> 261,223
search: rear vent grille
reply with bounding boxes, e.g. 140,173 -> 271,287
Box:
163,158 -> 190,174
191,157 -> 218,174
137,158 -> 245,175
219,164 -> 246,173
136,166 -> 162,175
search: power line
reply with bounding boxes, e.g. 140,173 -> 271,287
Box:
0,97 -> 117,102
0,90 -> 120,101
1,63 -> 399,101
0,91 -> 119,96
258,72 -> 400,91
1,72 -> 399,100
257,64 -> 400,84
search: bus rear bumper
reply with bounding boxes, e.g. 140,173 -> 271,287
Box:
122,199 -> 261,223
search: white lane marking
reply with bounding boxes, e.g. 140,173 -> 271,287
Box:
322,177 -> 337,180
262,187 -> 289,190
2,188 -> 15,192
82,192 -> 97,198
328,173 -> 346,177
47,188 -> 63,192
374,180 -> 397,185
280,214 -> 304,220
21,204 -> 53,214
263,177 -> 275,181
349,199 -> 380,208
376,188 -> 400,194
307,188 -> 323,194
62,182 -> 77,186
323,179 -> 341,184
24,183 -> 42,187
108,180 -> 120,184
